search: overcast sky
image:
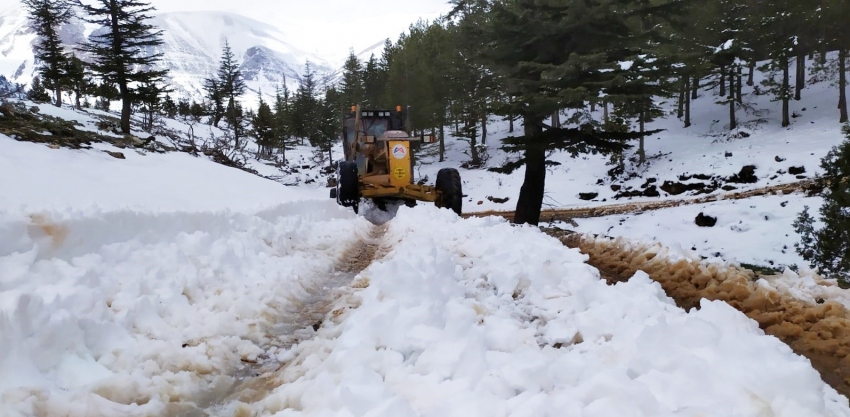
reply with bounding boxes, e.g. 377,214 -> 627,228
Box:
148,0 -> 453,61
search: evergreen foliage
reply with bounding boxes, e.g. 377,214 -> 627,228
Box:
22,0 -> 74,107
77,0 -> 167,134
795,125 -> 850,283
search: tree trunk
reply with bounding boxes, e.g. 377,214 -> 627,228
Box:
481,114 -> 487,145
729,67 -> 737,130
75,92 -> 82,109
590,101 -> 596,113
439,114 -> 445,162
678,77 -> 685,119
840,49 -> 848,123
736,66 -> 743,103
747,59 -> 755,86
796,53 -> 805,101
685,77 -> 692,128
692,76 -> 699,100
54,88 -> 62,107
638,107 -> 646,165
552,110 -> 561,128
782,54 -> 790,127
509,114 -> 514,133
513,119 -> 545,226
720,66 -> 726,97
603,99 -> 609,124
120,86 -> 131,134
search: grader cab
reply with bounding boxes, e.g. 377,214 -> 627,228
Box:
330,105 -> 462,215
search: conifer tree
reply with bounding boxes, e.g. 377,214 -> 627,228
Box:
454,0 -> 678,225
28,76 -> 52,103
64,55 -> 93,109
252,94 -> 276,158
273,82 -> 295,160
291,62 -> 319,144
77,0 -> 167,134
795,125 -> 850,283
340,51 -> 365,108
23,0 -> 74,107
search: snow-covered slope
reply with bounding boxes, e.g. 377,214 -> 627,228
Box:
150,11 -> 334,101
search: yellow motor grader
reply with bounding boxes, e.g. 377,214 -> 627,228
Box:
330,105 -> 462,215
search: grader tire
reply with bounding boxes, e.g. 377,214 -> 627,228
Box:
338,161 -> 360,214
435,168 -> 462,215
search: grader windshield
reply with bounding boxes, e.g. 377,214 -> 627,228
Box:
342,109 -> 407,161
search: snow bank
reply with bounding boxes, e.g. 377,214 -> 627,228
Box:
0,134 -> 327,214
0,200 -> 370,416
567,194 -> 824,269
243,206 -> 850,417
560,232 -> 850,400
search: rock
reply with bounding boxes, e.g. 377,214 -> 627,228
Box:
610,184 -> 622,192
725,151 -> 733,157
796,175 -> 807,179
775,156 -> 786,162
789,166 -> 806,175
643,185 -> 660,197
487,196 -> 510,204
727,165 -> 758,184
660,181 -> 688,195
30,106 -> 39,113
579,192 -> 599,201
326,177 -> 338,188
693,173 -> 713,180
106,151 -> 125,159
721,185 -> 738,191
695,212 -> 717,227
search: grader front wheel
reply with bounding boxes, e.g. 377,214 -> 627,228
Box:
435,168 -> 462,215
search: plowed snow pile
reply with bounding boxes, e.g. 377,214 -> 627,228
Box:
0,201 -> 373,416
228,207 -> 849,417
559,232 -> 850,399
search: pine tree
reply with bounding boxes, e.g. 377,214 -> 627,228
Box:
22,0 -> 74,107
795,125 -> 850,283
291,62 -> 319,144
204,40 -> 248,147
203,77 -> 224,127
362,54 -> 387,108
64,55 -> 93,109
252,94 -> 276,158
161,93 -> 177,118
340,51 -> 365,108
311,95 -> 341,166
28,76 -> 51,102
136,79 -> 167,131
77,0 -> 167,134
455,0 -> 678,225
273,82 -> 295,161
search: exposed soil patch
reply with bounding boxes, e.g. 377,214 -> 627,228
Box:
552,232 -> 850,399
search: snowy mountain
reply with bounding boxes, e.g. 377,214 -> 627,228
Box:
0,5 -> 335,103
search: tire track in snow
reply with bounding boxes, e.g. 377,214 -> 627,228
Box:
551,230 -> 850,399
192,224 -> 391,416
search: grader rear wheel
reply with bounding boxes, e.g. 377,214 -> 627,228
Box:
435,168 -> 462,215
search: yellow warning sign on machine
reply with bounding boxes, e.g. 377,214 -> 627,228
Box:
388,140 -> 411,186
